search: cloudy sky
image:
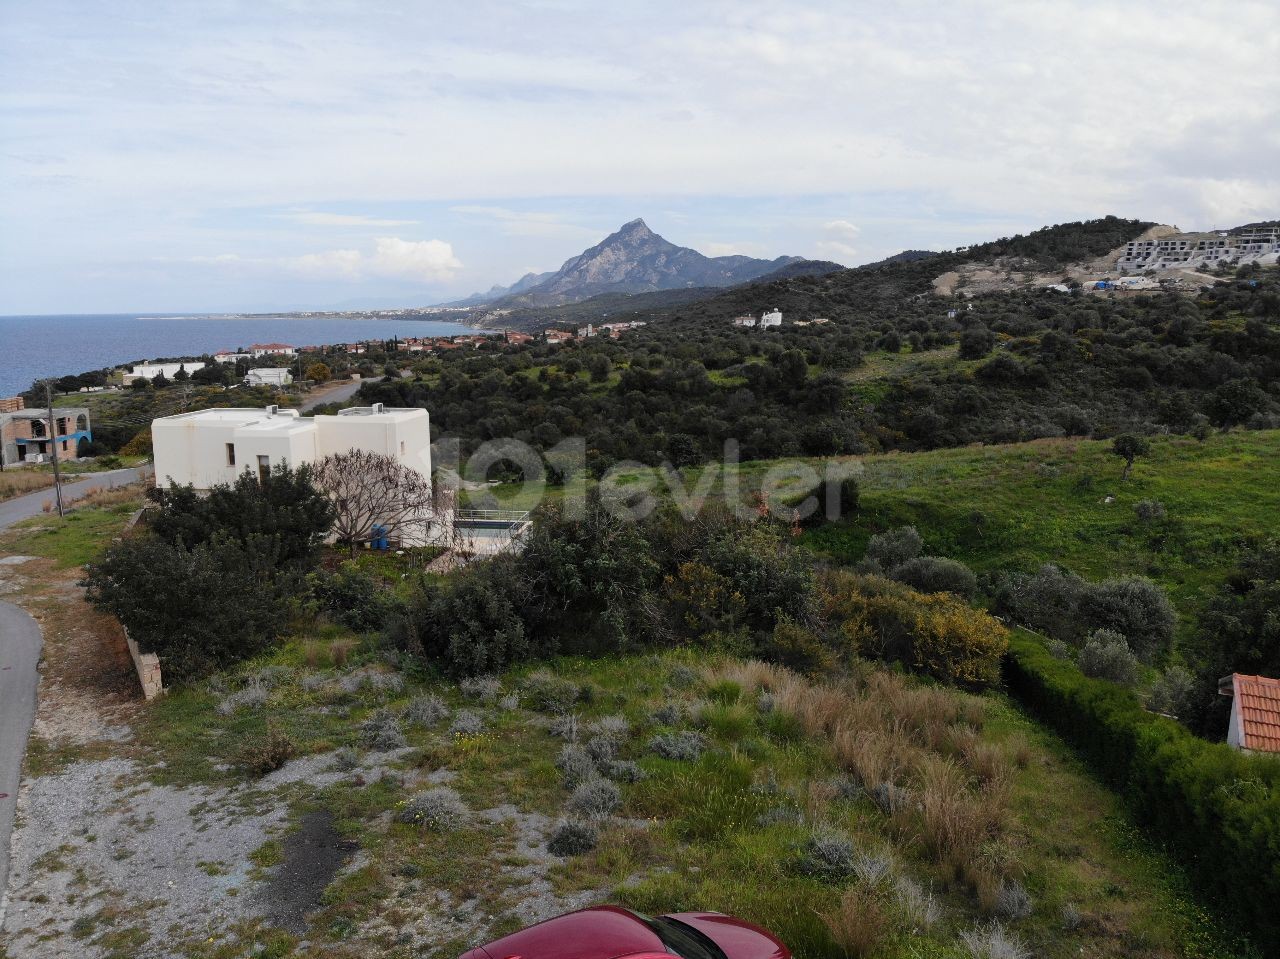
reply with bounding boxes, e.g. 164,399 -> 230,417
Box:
2,0 -> 1277,314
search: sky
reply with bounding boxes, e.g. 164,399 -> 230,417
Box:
2,0 -> 1278,315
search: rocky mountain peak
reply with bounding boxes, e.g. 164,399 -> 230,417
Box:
446,218 -> 806,309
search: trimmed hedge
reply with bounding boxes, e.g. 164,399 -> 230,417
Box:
1005,632 -> 1280,951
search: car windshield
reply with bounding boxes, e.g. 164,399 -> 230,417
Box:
644,916 -> 727,959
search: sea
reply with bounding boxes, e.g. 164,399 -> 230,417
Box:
0,313 -> 486,397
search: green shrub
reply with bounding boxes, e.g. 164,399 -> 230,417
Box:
235,726 -> 296,777
819,571 -> 1007,687
523,672 -> 581,713
865,526 -> 923,570
649,730 -> 708,761
310,566 -> 397,633
83,534 -> 288,683
768,618 -> 837,674
148,463 -> 333,568
1076,630 -> 1139,686
1078,576 -> 1175,663
890,555 -> 978,598
412,565 -> 530,676
995,566 -> 1175,661
795,475 -> 860,526
397,787 -> 467,831
1145,666 -> 1196,723
360,708 -> 407,751
1005,631 -> 1280,951
548,820 -> 597,856
566,778 -> 621,819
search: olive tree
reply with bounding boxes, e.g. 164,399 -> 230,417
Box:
1111,433 -> 1151,480
313,449 -> 455,554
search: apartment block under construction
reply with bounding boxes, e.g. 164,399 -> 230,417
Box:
1117,225 -> 1280,273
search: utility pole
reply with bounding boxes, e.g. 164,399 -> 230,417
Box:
43,380 -> 65,517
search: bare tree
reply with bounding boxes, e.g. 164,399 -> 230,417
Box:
312,449 -> 456,555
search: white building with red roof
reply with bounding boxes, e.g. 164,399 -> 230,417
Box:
251,343 -> 296,357
1218,673 -> 1280,753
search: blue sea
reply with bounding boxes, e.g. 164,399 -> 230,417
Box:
0,313 -> 486,397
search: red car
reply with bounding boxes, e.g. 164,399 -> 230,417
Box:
460,906 -> 790,959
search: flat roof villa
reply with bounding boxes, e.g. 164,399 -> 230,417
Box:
151,404 -> 431,491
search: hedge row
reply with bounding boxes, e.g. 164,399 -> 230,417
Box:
1004,632 -> 1280,952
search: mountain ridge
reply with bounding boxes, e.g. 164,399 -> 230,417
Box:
444,218 -> 814,309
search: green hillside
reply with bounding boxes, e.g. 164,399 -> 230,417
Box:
794,430 -> 1280,641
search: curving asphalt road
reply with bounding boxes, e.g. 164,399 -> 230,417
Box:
0,465 -> 150,532
0,600 -> 41,924
298,376 -> 380,413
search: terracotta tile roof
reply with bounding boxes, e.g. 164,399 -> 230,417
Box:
1228,674 -> 1280,753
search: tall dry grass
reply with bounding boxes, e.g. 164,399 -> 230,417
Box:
819,886 -> 890,958
703,655 -> 1023,919
74,483 -> 143,510
0,471 -> 55,502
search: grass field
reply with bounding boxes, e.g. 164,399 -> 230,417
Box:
469,429 -> 1279,643
798,430 -> 1280,641
117,643 -> 1255,959
0,489 -> 145,567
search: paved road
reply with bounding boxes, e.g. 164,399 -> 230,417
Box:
299,376 -> 380,412
0,466 -> 151,532
0,600 -> 41,922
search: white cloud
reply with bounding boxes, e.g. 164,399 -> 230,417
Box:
814,220 -> 861,263
701,241 -> 767,257
273,210 -> 420,227
449,205 -> 600,239
823,220 -> 860,241
364,237 -> 462,281
287,248 -> 365,278
194,237 -> 461,283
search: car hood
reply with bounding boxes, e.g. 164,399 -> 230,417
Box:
665,913 -> 789,959
474,906 -> 666,959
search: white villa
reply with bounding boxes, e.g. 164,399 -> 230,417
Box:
760,310 -> 783,328
251,343 -> 296,358
122,361 -> 207,384
245,368 -> 294,387
151,404 -> 432,492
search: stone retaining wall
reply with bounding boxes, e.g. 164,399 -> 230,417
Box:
123,626 -> 164,700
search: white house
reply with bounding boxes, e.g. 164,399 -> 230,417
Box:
760,310 -> 782,328
214,351 -> 252,364
122,361 -> 207,384
151,404 -> 432,492
1218,673 -> 1280,754
245,368 -> 294,387
251,343 -> 296,358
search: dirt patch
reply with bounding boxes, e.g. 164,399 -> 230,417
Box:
5,556 -> 141,745
1,749 -> 406,957
257,809 -> 357,934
